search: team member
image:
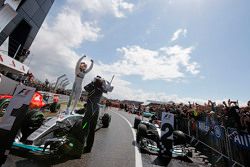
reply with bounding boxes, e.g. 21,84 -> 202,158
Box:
82,76 -> 113,153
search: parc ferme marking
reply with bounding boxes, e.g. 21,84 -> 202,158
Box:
111,110 -> 143,167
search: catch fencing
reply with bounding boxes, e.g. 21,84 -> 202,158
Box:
176,117 -> 249,167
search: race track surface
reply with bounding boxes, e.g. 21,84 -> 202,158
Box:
4,108 -> 207,167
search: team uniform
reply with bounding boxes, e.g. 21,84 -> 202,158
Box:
82,77 -> 113,152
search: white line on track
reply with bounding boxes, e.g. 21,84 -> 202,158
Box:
111,110 -> 143,167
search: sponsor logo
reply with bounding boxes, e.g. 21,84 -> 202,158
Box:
198,121 -> 222,138
161,112 -> 174,140
228,128 -> 250,149
17,89 -> 31,96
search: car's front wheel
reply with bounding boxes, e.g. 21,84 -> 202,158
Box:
0,99 -> 9,116
20,110 -> 44,141
102,113 -> 111,128
136,124 -> 147,143
134,117 -> 141,129
67,119 -> 86,158
173,130 -> 186,145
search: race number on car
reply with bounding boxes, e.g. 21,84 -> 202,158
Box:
161,112 -> 174,140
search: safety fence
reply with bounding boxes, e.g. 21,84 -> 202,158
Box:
175,117 -> 249,167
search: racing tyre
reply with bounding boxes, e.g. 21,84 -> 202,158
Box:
136,124 -> 147,143
56,136 -> 84,159
0,99 -> 9,117
173,130 -> 186,145
134,117 -> 141,129
102,113 -> 111,128
68,119 -> 86,158
20,110 -> 45,141
67,137 -> 84,159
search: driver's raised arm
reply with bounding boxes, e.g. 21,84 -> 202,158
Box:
85,59 -> 94,73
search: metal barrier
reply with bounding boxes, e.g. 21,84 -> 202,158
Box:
227,128 -> 250,166
176,117 -> 247,167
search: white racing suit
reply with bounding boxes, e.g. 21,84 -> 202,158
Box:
66,56 -> 93,113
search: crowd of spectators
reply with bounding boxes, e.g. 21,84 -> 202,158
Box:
3,71 -> 250,133
118,100 -> 250,133
1,71 -> 70,95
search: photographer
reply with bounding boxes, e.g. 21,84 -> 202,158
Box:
82,76 -> 113,153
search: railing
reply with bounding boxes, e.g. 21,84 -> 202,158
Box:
175,117 -> 249,167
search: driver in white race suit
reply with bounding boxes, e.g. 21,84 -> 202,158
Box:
69,55 -> 94,112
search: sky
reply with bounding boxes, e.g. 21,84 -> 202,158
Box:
28,0 -> 250,104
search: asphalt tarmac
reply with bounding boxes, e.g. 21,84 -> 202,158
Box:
3,108 -> 208,167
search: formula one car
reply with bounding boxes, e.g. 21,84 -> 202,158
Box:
0,92 -> 61,115
141,111 -> 155,118
134,114 -> 192,158
12,106 -> 111,158
13,111 -> 86,158
0,92 -> 46,116
9,75 -> 114,160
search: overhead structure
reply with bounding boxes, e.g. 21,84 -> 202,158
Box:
58,78 -> 69,88
54,74 -> 66,91
62,81 -> 70,89
0,0 -> 55,74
